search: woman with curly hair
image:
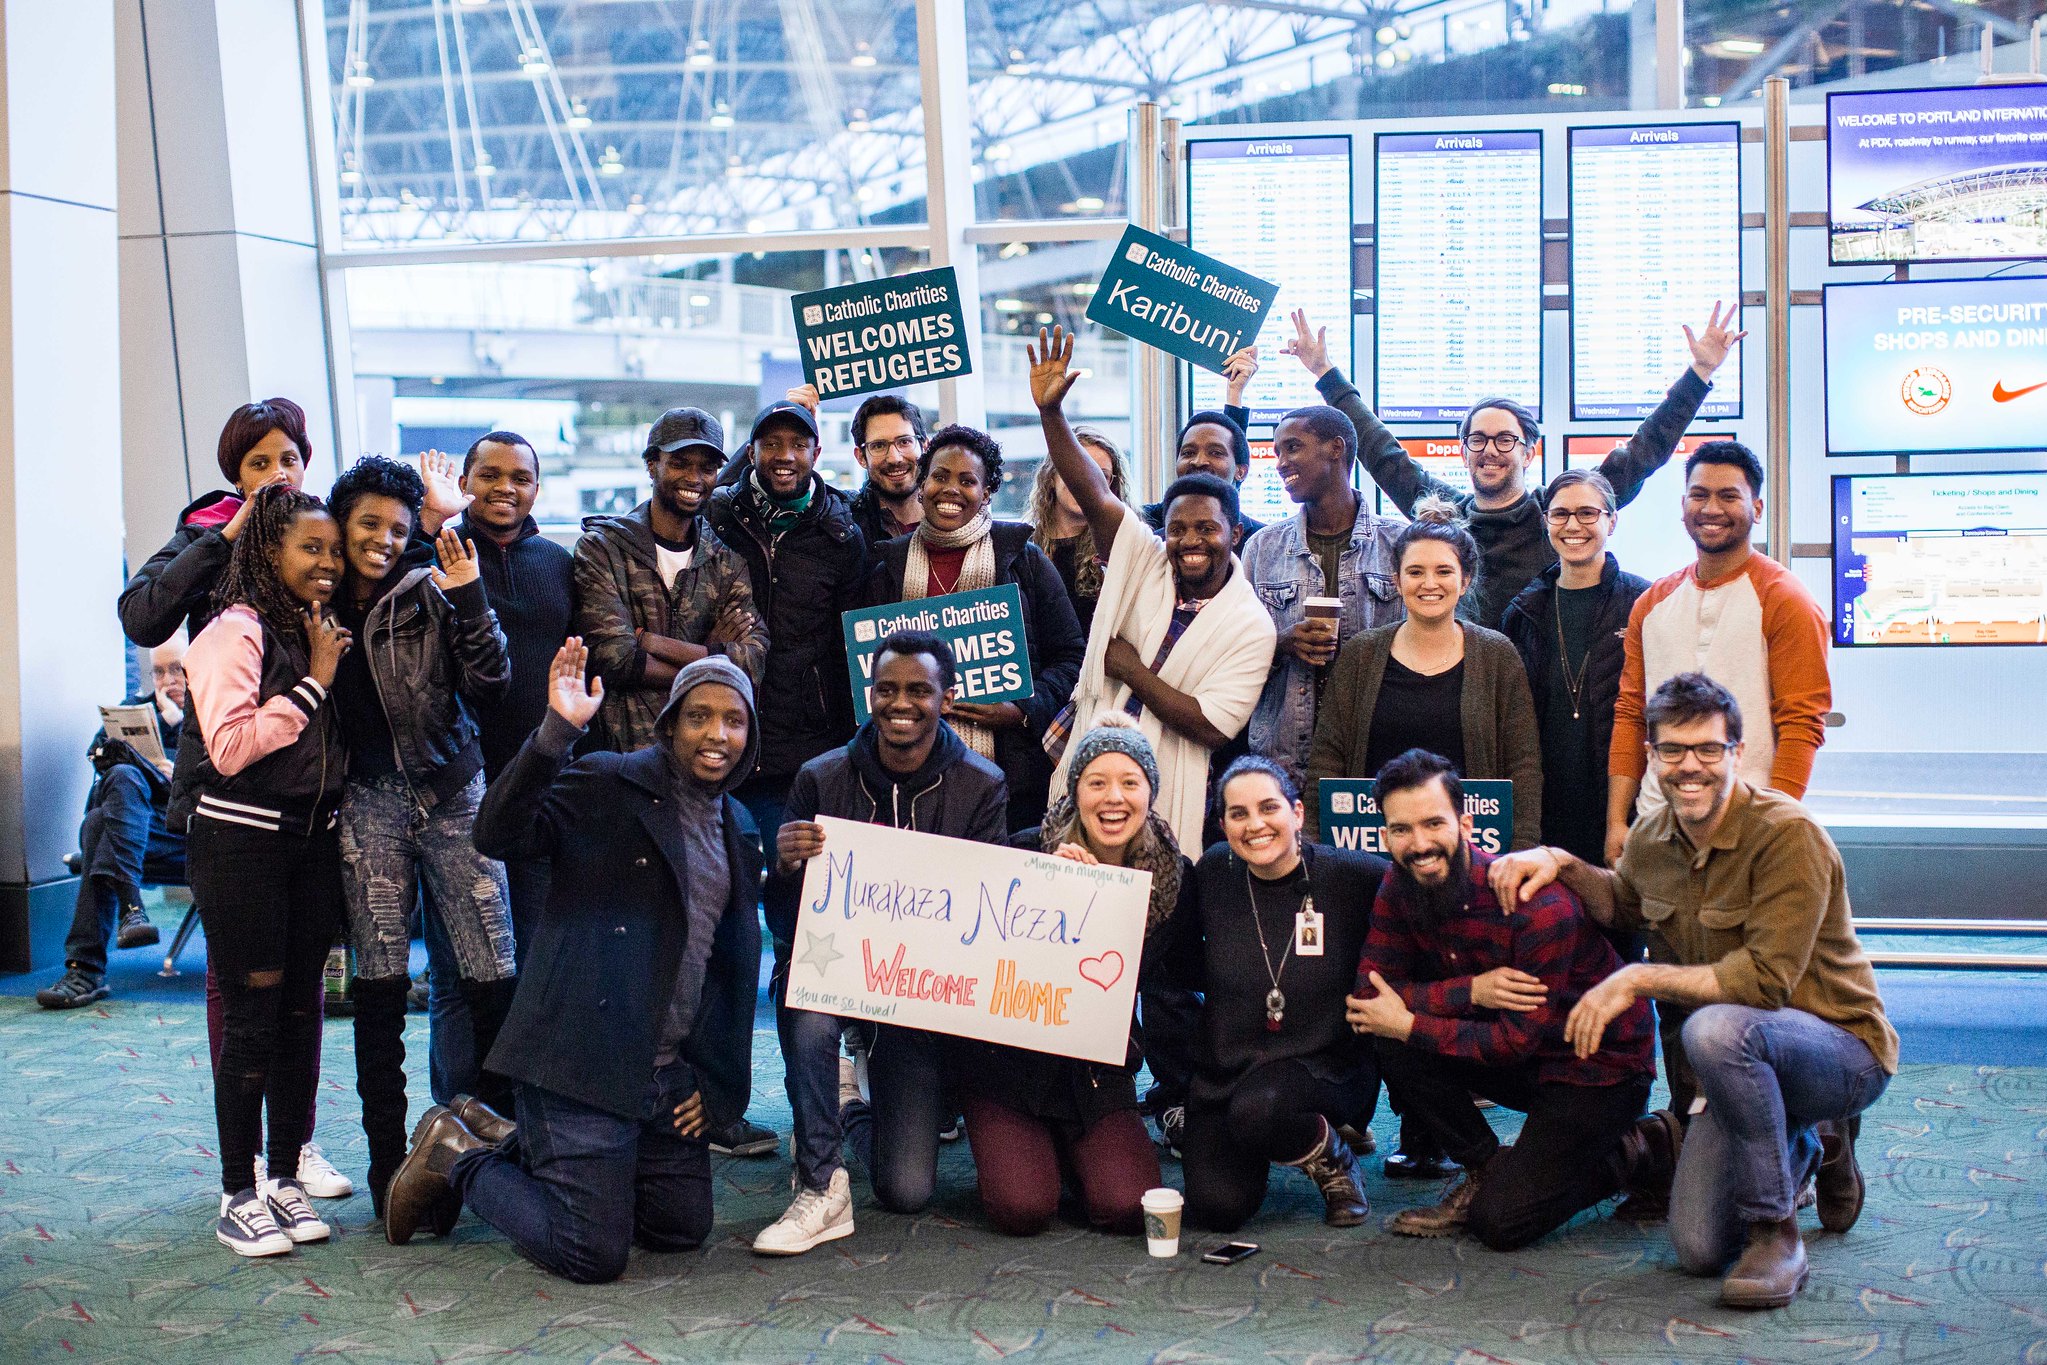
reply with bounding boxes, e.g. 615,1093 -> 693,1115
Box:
944,714 -> 1186,1237
176,484 -> 352,1256
1026,425 -> 1129,638
324,455 -> 518,1220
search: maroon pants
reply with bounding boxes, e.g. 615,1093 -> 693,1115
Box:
960,1095 -> 1160,1237
207,962 -> 324,1148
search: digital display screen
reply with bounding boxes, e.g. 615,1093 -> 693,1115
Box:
1564,432 -> 1734,582
1238,439 -> 1293,526
1828,83 -> 2047,264
1569,123 -> 1742,420
1371,436 -> 1545,518
1374,130 -> 1544,422
1187,137 -> 1354,425
1832,472 -> 2047,646
1824,277 -> 2047,456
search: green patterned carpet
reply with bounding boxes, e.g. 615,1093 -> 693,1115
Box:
3,987 -> 2044,1365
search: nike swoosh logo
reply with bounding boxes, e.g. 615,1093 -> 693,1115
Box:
1992,380 -> 2047,402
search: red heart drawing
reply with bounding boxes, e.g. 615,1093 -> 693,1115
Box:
1078,950 -> 1124,991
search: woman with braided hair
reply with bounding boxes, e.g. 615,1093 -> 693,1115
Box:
175,484 -> 352,1257
867,423 -> 1085,832
1027,425 -> 1131,637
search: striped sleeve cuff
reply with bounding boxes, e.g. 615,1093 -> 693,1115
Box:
287,676 -> 327,717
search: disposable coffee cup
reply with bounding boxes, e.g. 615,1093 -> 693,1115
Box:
1141,1187 -> 1183,1257
1303,595 -> 1341,623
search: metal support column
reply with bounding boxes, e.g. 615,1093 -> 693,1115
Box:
1762,75 -> 1793,563
1656,0 -> 1686,109
1129,101 -> 1170,503
915,0 -> 985,428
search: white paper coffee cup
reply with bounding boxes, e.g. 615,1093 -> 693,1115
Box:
1141,1187 -> 1183,1257
1303,595 -> 1342,622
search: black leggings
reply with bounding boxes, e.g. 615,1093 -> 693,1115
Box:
1182,1058 -> 1376,1233
188,818 -> 343,1196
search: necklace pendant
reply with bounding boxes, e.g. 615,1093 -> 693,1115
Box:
1265,1011 -> 1283,1032
1265,987 -> 1285,1019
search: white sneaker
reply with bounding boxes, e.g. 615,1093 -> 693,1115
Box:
838,1055 -> 863,1112
752,1168 -> 854,1255
254,1143 -> 353,1198
217,1189 -> 292,1258
262,1177 -> 332,1244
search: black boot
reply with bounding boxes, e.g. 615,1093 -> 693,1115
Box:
1286,1116 -> 1369,1228
350,976 -> 412,1218
455,976 -> 518,1114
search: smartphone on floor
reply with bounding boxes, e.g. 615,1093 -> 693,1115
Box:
1201,1241 -> 1260,1265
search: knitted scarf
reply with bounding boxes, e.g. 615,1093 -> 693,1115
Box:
1038,795 -> 1184,936
742,465 -> 815,533
903,508 -> 998,757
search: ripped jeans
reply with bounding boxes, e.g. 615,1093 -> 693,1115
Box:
338,773 -> 514,985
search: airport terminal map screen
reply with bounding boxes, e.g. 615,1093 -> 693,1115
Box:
1832,472 -> 2047,646
1187,137 -> 1353,426
1569,123 -> 1742,420
1828,83 -> 2047,264
1374,130 -> 1543,422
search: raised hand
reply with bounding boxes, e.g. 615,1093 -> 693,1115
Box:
304,606 -> 353,687
418,449 -> 473,535
430,526 -> 480,592
1027,325 -> 1080,411
1281,308 -> 1332,378
784,383 -> 820,416
1684,300 -> 1748,380
1222,345 -> 1260,405
547,636 -> 604,728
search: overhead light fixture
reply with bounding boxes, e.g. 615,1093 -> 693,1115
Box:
1375,50 -> 1395,69
988,141 -> 1013,161
999,241 -> 1029,259
346,60 -> 375,88
1717,37 -> 1767,55
1701,94 -> 1723,107
1390,47 -> 1409,64
993,298 -> 1028,313
726,154 -> 745,178
687,38 -> 713,68
709,101 -> 734,128
690,293 -> 712,307
850,41 -> 876,68
474,153 -> 496,177
746,217 -> 766,233
1070,280 -> 1096,297
340,164 -> 362,186
848,108 -> 871,132
627,195 -> 646,214
1060,194 -> 1104,213
1376,25 -> 1396,44
599,146 -> 624,175
520,48 -> 550,76
567,99 -> 592,128
459,0 -> 488,7
855,185 -> 875,202
1006,47 -> 1031,76
1547,82 -> 1586,96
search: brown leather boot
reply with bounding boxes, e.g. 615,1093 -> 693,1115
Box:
1720,1216 -> 1808,1309
1287,1118 -> 1369,1228
449,1094 -> 517,1145
1388,1160 -> 1487,1238
385,1106 -> 488,1246
1814,1115 -> 1864,1233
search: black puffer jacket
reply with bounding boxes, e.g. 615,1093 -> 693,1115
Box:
118,491 -> 240,647
356,568 -> 511,808
1498,552 -> 1648,804
867,521 -> 1086,831
707,471 -> 873,779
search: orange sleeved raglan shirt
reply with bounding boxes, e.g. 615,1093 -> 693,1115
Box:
1611,552 -> 1831,810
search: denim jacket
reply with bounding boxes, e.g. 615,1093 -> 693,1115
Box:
1241,500 -> 1406,784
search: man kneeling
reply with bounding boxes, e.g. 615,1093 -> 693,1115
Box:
1490,673 -> 1895,1309
1345,748 -> 1678,1250
383,640 -> 763,1284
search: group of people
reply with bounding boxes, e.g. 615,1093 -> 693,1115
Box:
47,298 -> 1891,1312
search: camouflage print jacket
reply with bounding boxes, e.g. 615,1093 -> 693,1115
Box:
571,503 -> 767,753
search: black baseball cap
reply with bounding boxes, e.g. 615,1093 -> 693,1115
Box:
645,407 -> 725,460
748,400 -> 820,445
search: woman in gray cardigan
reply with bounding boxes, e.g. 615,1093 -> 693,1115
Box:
1303,503 -> 1542,851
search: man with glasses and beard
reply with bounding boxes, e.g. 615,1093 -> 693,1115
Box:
1345,748 -> 1679,1251
1489,674 -> 1894,1311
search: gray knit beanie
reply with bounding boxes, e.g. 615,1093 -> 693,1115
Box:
1065,712 -> 1160,802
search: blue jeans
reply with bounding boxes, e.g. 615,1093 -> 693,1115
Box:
450,1060 -> 712,1285
1668,1004 -> 1891,1274
773,949 -> 944,1211
63,764 -> 185,975
429,854 -> 552,1105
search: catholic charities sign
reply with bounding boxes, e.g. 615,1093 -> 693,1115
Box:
1085,224 -> 1278,374
785,817 -> 1151,1065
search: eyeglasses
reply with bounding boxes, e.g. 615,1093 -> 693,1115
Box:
1545,506 -> 1612,527
1462,433 -> 1526,455
1650,741 -> 1733,764
863,434 -> 919,459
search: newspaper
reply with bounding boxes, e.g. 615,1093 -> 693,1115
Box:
99,704 -> 172,777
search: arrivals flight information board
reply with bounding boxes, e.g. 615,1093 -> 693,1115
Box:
1187,136 -> 1354,425
1832,472 -> 2047,646
1374,131 -> 1543,422
1569,123 -> 1742,420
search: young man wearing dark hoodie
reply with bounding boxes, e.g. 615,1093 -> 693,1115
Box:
755,631 -> 1008,1255
384,642 -> 766,1284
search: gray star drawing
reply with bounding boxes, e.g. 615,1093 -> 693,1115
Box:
797,930 -> 843,977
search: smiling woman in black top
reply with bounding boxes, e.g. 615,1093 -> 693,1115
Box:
1167,757 -> 1388,1232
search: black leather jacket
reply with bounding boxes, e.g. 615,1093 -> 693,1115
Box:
357,569 -> 511,807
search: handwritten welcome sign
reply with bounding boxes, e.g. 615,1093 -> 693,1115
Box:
785,816 -> 1150,1065
1318,778 -> 1516,857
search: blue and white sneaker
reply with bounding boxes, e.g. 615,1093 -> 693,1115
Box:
263,1177 -> 331,1244
217,1188 -> 292,1257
